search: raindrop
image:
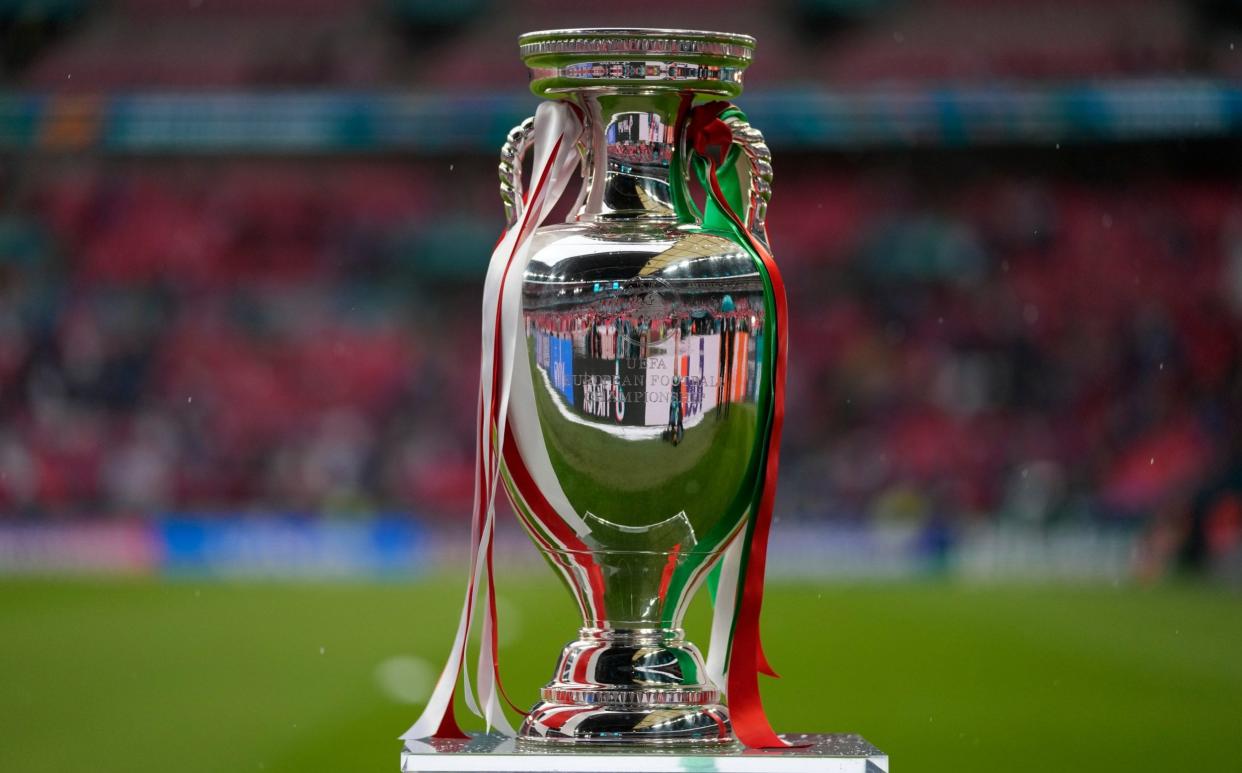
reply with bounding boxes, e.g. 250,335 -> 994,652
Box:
319,646 -> 326,655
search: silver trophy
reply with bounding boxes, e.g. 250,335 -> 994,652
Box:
499,28 -> 774,745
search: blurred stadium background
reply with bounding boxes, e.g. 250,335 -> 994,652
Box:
1,1 -> 1241,772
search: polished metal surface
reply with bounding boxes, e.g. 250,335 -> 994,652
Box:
520,28 -> 754,98
521,627 -> 729,744
502,29 -> 774,746
516,220 -> 766,628
722,116 -> 774,244
498,115 -> 537,229
402,733 -> 889,772
576,94 -> 680,220
527,62 -> 746,90
519,28 -> 755,64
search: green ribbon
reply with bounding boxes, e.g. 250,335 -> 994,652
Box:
660,105 -> 781,667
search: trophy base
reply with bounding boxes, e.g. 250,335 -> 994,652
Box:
518,627 -> 731,745
519,701 -> 732,745
402,732 -> 889,772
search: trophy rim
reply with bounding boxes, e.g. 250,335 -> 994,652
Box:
519,28 -> 755,98
519,27 -> 755,65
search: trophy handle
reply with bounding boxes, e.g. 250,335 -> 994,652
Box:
498,115 -> 537,229
723,115 -> 773,247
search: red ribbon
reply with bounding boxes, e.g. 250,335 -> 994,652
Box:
687,101 -> 793,749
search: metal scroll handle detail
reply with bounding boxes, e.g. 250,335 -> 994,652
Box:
498,116 -> 537,229
722,116 -> 773,247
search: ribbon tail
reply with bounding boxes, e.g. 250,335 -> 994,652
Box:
723,196 -> 794,748
705,527 -> 745,692
405,100 -> 583,742
399,554 -> 476,740
476,518 -> 516,734
724,209 -> 795,748
402,388 -> 493,740
480,101 -> 583,732
757,638 -> 779,679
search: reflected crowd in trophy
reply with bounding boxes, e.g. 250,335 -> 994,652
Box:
526,289 -> 762,444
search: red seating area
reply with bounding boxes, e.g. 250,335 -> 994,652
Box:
0,161 -> 468,514
812,0 -> 1192,83
3,0 -> 1240,526
1,159 -> 1240,523
769,169 -> 1242,524
22,1 -> 400,90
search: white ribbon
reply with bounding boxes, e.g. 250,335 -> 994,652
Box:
704,531 -> 745,693
402,101 -> 584,741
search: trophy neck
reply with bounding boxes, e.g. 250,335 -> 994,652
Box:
572,91 -> 684,224
579,626 -> 684,643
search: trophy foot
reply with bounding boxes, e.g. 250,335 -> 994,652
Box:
518,627 -> 735,746
519,701 -> 733,745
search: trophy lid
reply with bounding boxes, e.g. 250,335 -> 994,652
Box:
519,28 -> 755,98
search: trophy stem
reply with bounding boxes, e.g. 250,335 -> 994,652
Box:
518,626 -> 735,745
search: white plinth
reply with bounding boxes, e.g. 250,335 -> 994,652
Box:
401,733 -> 888,773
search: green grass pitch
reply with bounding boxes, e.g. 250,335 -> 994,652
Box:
1,576 -> 1239,772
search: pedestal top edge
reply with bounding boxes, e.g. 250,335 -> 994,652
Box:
401,733 -> 888,773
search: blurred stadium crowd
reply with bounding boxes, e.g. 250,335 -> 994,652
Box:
2,0 -> 1242,575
